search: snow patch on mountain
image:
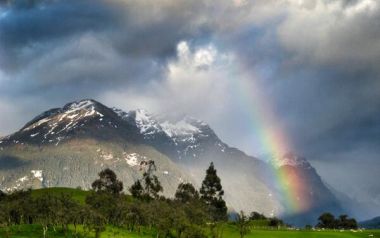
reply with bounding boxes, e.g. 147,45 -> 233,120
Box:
17,176 -> 29,183
124,153 -> 142,167
132,111 -> 207,143
22,100 -> 103,134
30,132 -> 40,137
23,118 -> 52,131
102,153 -> 114,161
112,108 -> 213,155
272,153 -> 310,168
112,107 -> 226,159
160,119 -> 201,138
134,109 -> 162,135
31,170 -> 43,182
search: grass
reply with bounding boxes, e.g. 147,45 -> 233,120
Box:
0,224 -> 153,238
224,223 -> 380,238
2,224 -> 380,238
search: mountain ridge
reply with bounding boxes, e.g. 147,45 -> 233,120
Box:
0,99 -> 343,225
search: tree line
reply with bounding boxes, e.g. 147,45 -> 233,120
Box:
0,162 -> 228,238
316,212 -> 358,230
0,160 -> 360,238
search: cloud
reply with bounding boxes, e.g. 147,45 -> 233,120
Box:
0,0 -> 120,71
0,97 -> 25,136
277,0 -> 380,71
0,0 -> 379,216
101,41 -> 235,119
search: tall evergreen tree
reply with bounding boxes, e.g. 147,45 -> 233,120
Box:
200,162 -> 227,221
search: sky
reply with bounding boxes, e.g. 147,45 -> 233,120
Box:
0,0 -> 379,217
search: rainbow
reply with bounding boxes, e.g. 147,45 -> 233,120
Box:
229,64 -> 311,215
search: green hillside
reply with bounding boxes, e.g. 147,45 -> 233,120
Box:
31,187 -> 90,204
0,178 -> 375,238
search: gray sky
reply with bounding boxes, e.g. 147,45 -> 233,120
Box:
0,0 -> 379,217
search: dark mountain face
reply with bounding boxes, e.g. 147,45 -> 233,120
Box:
0,100 -> 143,147
0,99 -> 343,225
360,216 -> 380,229
272,154 -> 342,225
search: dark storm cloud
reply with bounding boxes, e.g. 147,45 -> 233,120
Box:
0,0 -> 120,71
0,0 -> 217,98
280,69 -> 380,157
1,0 -> 379,157
217,0 -> 380,161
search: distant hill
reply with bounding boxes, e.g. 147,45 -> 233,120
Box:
360,217 -> 380,229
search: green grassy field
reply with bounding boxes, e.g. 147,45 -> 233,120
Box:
226,225 -> 380,238
2,224 -> 379,238
2,188 -> 379,238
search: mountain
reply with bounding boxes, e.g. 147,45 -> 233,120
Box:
360,217 -> 380,229
0,99 -> 342,225
328,183 -> 379,221
273,153 -> 342,225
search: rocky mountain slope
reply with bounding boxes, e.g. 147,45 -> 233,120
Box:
0,99 -> 342,225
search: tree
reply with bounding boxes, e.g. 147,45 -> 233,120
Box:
268,217 -> 284,228
91,168 -> 123,195
305,224 -> 313,230
33,194 -> 59,238
182,225 -> 207,238
175,182 -> 199,203
142,171 -> 163,200
56,193 -> 80,237
120,202 -> 145,233
317,212 -> 336,229
129,160 -> 163,201
85,191 -> 120,225
337,214 -> 358,229
88,169 -> 126,225
200,162 -> 227,222
236,211 -> 250,238
249,211 -> 267,221
129,180 -> 144,199
83,207 -> 106,238
0,190 -> 5,200
0,195 -> 12,238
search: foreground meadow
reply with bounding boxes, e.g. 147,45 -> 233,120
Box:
2,224 -> 379,238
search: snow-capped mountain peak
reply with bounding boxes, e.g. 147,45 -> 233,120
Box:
112,107 -> 209,139
272,152 -> 310,168
0,99 -> 128,147
109,107 -> 220,159
62,99 -> 99,113
134,109 -> 162,135
160,119 -> 201,138
2,100 -> 221,160
22,99 -> 104,132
